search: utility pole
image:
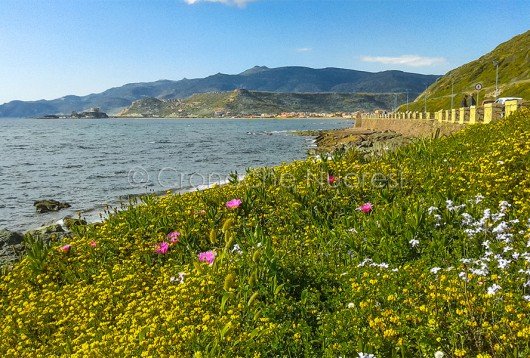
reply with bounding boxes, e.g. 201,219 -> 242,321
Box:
493,60 -> 499,99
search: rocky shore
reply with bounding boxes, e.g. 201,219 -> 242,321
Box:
302,118 -> 464,155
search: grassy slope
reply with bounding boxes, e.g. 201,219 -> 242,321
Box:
119,90 -> 399,117
401,30 -> 530,112
2,110 -> 530,356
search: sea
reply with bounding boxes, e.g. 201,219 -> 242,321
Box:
0,118 -> 353,232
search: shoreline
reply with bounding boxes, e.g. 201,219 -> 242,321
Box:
1,118 -> 463,268
11,118 -> 462,235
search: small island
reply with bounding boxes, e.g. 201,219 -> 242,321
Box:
39,107 -> 108,119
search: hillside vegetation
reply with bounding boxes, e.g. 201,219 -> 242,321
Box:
2,109 -> 530,356
118,90 -> 400,118
402,30 -> 530,112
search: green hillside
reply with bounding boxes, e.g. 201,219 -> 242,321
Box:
401,30 -> 530,112
118,89 -> 402,118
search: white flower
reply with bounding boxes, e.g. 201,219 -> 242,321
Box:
474,194 -> 484,204
491,212 -> 505,222
461,213 -> 474,225
409,239 -> 420,248
427,206 -> 438,215
178,272 -> 185,284
430,267 -> 442,274
357,258 -> 373,267
170,272 -> 186,284
496,233 -> 513,243
347,302 -> 355,309
492,221 -> 509,234
464,228 -> 479,237
523,295 -> 530,302
348,227 -> 358,233
470,268 -> 488,276
482,209 -> 491,220
497,258 -> 511,269
434,351 -> 445,358
370,262 -> 389,269
483,250 -> 493,257
231,244 -> 243,254
358,353 -> 376,358
499,200 -> 511,212
487,284 -> 501,295
458,271 -> 468,281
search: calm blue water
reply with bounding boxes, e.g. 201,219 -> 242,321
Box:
0,118 -> 353,232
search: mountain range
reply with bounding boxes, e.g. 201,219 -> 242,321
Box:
0,67 -> 439,118
118,89 -> 401,118
404,30 -> 530,111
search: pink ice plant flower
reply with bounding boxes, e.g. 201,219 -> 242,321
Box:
167,231 -> 181,244
89,240 -> 97,247
155,241 -> 170,254
60,244 -> 72,253
328,175 -> 337,184
357,202 -> 373,214
226,198 -> 242,209
198,250 -> 216,265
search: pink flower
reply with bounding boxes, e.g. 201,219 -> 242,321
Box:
89,240 -> 97,247
198,250 -> 216,265
60,244 -> 71,253
226,198 -> 242,209
155,242 -> 170,254
167,231 -> 181,244
328,175 -> 337,184
357,202 -> 373,214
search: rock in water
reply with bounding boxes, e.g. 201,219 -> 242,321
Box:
0,229 -> 25,266
34,199 -> 71,213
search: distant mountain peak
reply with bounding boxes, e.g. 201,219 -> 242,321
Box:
0,65 -> 440,117
239,66 -> 270,76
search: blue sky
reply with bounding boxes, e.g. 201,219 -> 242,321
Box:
0,0 -> 528,104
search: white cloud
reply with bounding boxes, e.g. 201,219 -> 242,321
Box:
360,55 -> 447,67
295,47 -> 312,53
184,0 -> 255,7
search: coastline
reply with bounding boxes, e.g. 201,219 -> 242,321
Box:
301,118 -> 464,154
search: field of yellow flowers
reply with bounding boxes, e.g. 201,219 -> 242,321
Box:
1,109 -> 530,357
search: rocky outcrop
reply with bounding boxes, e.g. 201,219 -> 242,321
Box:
34,200 -> 71,213
0,229 -> 25,267
63,217 -> 87,230
25,224 -> 68,243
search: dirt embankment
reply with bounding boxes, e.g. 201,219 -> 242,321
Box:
310,119 -> 464,154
